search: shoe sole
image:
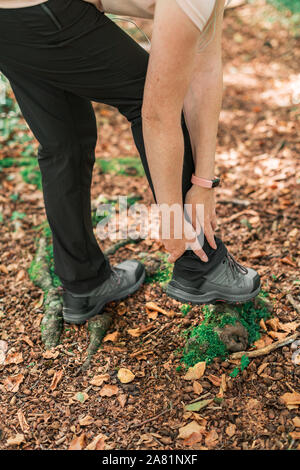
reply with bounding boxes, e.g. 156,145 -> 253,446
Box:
166,283 -> 261,305
63,268 -> 146,325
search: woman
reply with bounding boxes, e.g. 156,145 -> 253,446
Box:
0,0 -> 260,325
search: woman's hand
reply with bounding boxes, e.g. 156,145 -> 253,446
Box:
185,185 -> 218,250
82,0 -> 103,11
160,209 -> 209,264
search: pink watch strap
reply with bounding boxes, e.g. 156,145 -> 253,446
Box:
191,174 -> 220,188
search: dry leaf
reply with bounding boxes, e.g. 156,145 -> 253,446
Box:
147,310 -> 158,320
50,370 -> 63,391
4,351 -> 23,365
4,374 -> 24,393
259,318 -> 267,331
183,432 -> 203,447
184,362 -> 206,381
42,350 -> 59,359
117,394 -> 127,408
68,433 -> 86,450
16,269 -> 26,282
89,374 -> 110,387
289,431 -> 300,440
193,381 -> 203,395
79,415 -> 94,426
85,434 -> 107,450
268,331 -> 288,341
145,301 -> 174,318
21,336 -> 34,348
266,318 -> 280,331
117,368 -> 135,384
127,328 -> 142,338
292,417 -> 300,427
226,423 -> 236,437
6,433 -> 25,447
178,421 -> 204,440
205,429 -> 219,448
279,321 -> 300,333
254,335 -> 273,349
280,392 -> 300,407
17,410 -> 29,433
207,374 -> 221,387
103,331 -> 120,343
100,384 -> 119,397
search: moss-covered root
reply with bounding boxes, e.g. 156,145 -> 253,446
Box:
40,288 -> 63,349
82,313 -> 114,371
213,304 -> 249,352
30,237 -> 63,349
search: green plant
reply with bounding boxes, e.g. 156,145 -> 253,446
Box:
97,156 -> 145,177
230,355 -> 250,378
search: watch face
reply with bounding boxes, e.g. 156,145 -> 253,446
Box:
212,178 -> 220,188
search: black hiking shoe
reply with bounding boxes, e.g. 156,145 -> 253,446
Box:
62,260 -> 145,324
166,252 -> 261,305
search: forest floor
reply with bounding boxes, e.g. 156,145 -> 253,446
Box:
0,0 -> 299,451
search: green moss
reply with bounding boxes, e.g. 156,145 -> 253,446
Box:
97,156 -> 145,177
180,304 -> 192,317
182,294 -> 272,367
145,252 -> 173,288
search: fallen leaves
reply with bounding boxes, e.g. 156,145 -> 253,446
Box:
185,399 -> 213,412
6,433 -> 25,447
193,381 -> 203,395
145,301 -> 175,318
117,368 -> 135,384
17,410 -> 30,433
50,370 -> 63,391
280,392 -> 300,408
85,434 -> 107,450
4,374 -> 24,393
184,362 -> 206,381
103,331 -> 119,343
100,385 -> 119,397
178,421 -> 205,440
226,423 -> 236,437
0,339 -> 8,365
4,351 -> 23,365
89,374 -> 110,387
79,415 -> 94,427
205,429 -> 219,449
68,433 -> 86,450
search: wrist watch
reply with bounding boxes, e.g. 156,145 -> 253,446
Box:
191,174 -> 221,189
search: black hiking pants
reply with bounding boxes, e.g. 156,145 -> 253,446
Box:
0,0 -> 227,294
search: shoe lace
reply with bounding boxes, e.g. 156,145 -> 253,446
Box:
111,268 -> 122,286
224,252 -> 248,278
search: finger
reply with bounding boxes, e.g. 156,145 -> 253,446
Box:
188,238 -> 208,262
211,213 -> 218,231
205,222 -> 217,250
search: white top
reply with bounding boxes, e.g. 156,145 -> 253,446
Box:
0,1 -> 229,31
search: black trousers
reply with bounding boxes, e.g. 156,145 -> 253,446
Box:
0,0 -> 227,294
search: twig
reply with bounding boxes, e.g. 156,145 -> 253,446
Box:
287,294 -> 300,315
231,332 -> 299,359
219,199 -> 250,207
128,406 -> 172,429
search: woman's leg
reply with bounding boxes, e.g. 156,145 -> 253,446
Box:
0,0 -> 227,292
1,66 -> 112,294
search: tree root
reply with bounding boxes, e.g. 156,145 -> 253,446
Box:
81,313 -> 114,371
31,238 -> 63,349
